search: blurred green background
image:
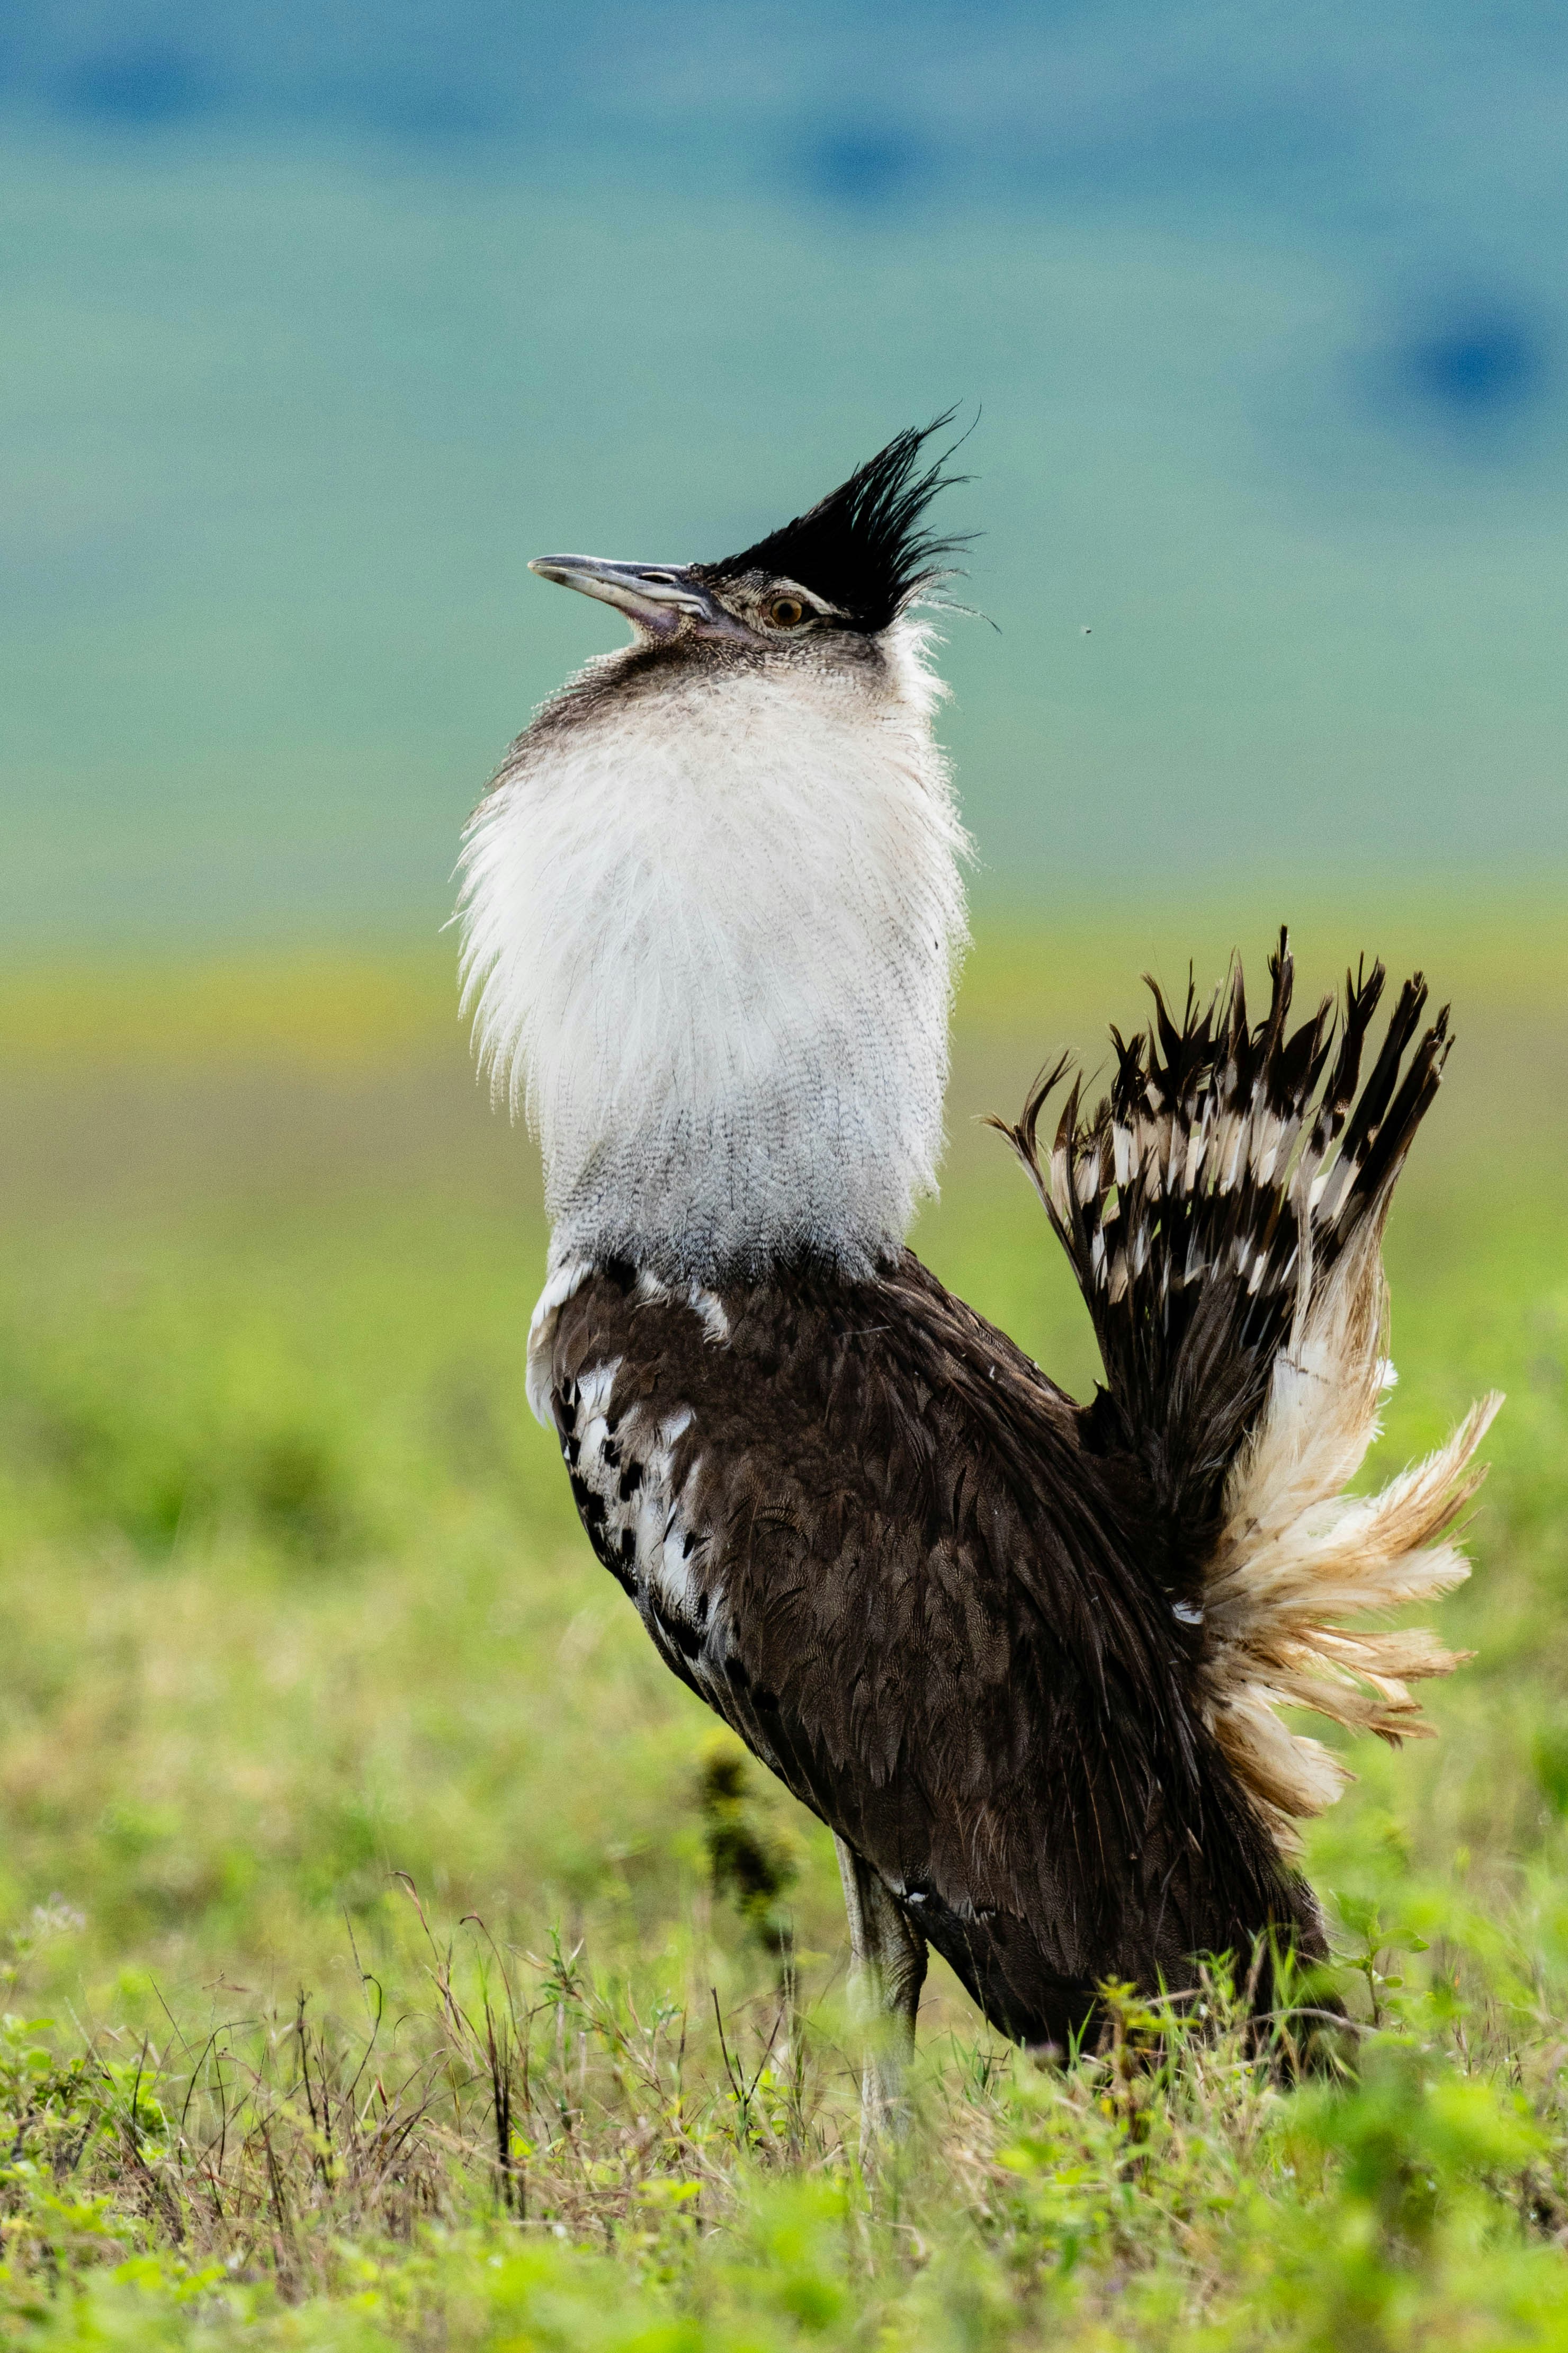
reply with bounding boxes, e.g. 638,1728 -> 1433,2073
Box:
2,2 -> 1566,943
0,0 -> 1565,2151
1,21 -> 1567,2335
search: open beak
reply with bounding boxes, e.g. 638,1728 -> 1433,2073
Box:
528,555 -> 725,638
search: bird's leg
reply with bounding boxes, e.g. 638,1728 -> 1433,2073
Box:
834,1836 -> 927,2153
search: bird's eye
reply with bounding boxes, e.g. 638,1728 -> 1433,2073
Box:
767,595 -> 807,628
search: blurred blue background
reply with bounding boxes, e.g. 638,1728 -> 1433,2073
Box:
2,2 -> 1564,946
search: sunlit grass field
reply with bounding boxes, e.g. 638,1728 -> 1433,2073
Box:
0,899 -> 1565,2347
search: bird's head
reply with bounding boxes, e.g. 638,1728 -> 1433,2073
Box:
527,417 -> 971,660
460,418 -> 973,1289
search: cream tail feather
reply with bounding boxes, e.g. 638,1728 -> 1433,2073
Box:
1202,1217 -> 1502,1848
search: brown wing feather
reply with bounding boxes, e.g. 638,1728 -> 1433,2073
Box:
550,1253 -> 1315,2048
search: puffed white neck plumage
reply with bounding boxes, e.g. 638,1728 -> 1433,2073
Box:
458,617 -> 968,1286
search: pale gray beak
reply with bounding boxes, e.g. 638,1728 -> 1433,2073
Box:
528,555 -> 728,638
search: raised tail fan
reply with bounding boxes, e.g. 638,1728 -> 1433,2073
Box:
992,929 -> 1502,1850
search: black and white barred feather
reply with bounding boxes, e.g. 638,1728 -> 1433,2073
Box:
994,930 -> 1501,1844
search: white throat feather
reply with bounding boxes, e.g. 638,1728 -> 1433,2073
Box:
458,618 -> 968,1285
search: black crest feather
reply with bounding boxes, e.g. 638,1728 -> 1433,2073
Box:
699,413 -> 972,632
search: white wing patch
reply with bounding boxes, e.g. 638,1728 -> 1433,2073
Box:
558,1366 -> 727,1675
633,1268 -> 732,1345
526,1259 -> 594,1425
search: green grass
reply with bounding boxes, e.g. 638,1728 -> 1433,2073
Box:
0,914 -> 1565,2347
